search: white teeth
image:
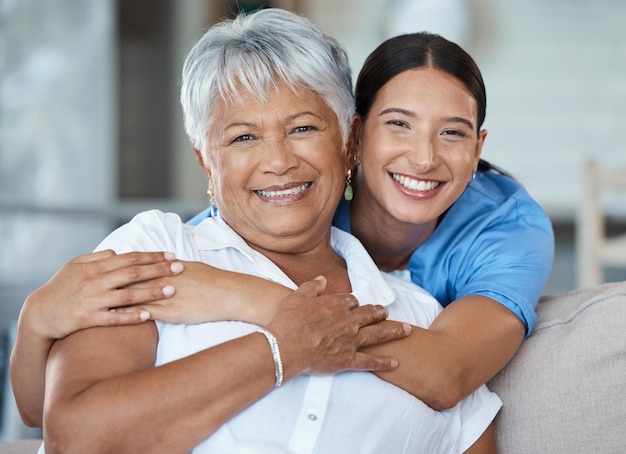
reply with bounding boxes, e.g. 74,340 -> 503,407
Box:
256,183 -> 311,198
392,174 -> 440,192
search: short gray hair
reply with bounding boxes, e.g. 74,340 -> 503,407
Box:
180,8 -> 354,153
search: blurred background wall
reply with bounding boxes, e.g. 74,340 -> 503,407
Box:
1,0 -> 625,439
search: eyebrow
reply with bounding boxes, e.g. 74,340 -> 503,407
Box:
286,111 -> 325,122
379,107 -> 414,118
224,111 -> 325,131
224,122 -> 255,131
446,116 -> 475,130
379,108 -> 475,130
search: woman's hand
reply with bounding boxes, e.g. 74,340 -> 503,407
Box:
21,249 -> 183,341
268,276 -> 411,379
11,249 -> 183,427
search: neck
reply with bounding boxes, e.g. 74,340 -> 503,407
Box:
350,193 -> 436,272
255,238 -> 351,294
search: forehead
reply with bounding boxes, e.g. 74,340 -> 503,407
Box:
376,67 -> 477,117
213,79 -> 335,124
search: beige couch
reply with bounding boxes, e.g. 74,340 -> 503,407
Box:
489,280 -> 626,453
0,440 -> 41,454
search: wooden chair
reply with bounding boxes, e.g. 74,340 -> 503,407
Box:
577,159 -> 626,287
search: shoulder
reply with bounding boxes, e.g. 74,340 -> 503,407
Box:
95,210 -> 189,254
130,209 -> 184,226
381,272 -> 443,328
438,171 -> 554,246
426,172 -> 555,268
124,210 -> 189,243
463,171 -> 550,222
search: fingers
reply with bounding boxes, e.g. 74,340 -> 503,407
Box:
357,320 -> 412,347
344,320 -> 411,372
293,276 -> 327,297
70,251 -> 184,310
73,250 -> 176,271
71,249 -> 116,264
349,352 -> 399,372
97,309 -> 152,327
294,278 -> 360,313
106,261 -> 184,291
76,252 -> 184,293
106,284 -> 176,309
98,251 -> 178,274
70,251 -> 183,290
350,303 -> 389,326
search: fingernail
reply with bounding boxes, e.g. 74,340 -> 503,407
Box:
139,311 -> 150,321
164,252 -> 176,260
170,262 -> 183,273
402,323 -> 412,334
162,285 -> 175,297
390,359 -> 399,368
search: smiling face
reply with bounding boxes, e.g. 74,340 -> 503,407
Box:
197,81 -> 348,255
354,67 -> 486,228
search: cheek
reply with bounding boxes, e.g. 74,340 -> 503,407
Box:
359,127 -> 384,159
443,145 -> 477,167
209,157 -> 243,198
330,154 -> 349,187
362,125 -> 408,167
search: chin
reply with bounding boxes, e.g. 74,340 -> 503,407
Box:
388,204 -> 440,226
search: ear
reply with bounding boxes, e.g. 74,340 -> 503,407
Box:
350,114 -> 364,160
194,146 -> 212,181
344,115 -> 362,171
474,129 -> 488,164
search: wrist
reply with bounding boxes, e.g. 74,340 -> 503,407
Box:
256,328 -> 283,387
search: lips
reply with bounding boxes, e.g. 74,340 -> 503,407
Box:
255,182 -> 312,198
392,173 -> 441,192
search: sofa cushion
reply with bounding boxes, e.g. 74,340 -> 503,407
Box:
488,280 -> 626,453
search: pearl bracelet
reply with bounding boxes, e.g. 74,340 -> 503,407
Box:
257,328 -> 284,388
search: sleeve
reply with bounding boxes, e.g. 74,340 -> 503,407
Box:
456,197 -> 555,335
94,210 -> 185,255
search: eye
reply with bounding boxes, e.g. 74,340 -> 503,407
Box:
386,119 -> 410,129
292,125 -> 318,134
231,134 -> 255,144
441,129 -> 465,137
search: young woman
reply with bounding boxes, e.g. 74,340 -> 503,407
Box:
333,32 -> 554,406
11,25 -> 553,428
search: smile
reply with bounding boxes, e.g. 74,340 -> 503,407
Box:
392,173 -> 441,192
255,182 -> 312,198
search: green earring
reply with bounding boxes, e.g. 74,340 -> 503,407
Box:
344,168 -> 353,201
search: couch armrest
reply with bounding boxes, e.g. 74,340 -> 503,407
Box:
488,280 -> 626,453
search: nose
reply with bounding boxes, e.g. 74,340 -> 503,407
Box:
257,135 -> 299,175
410,137 -> 437,172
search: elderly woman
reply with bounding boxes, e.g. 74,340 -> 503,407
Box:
39,9 -> 500,453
